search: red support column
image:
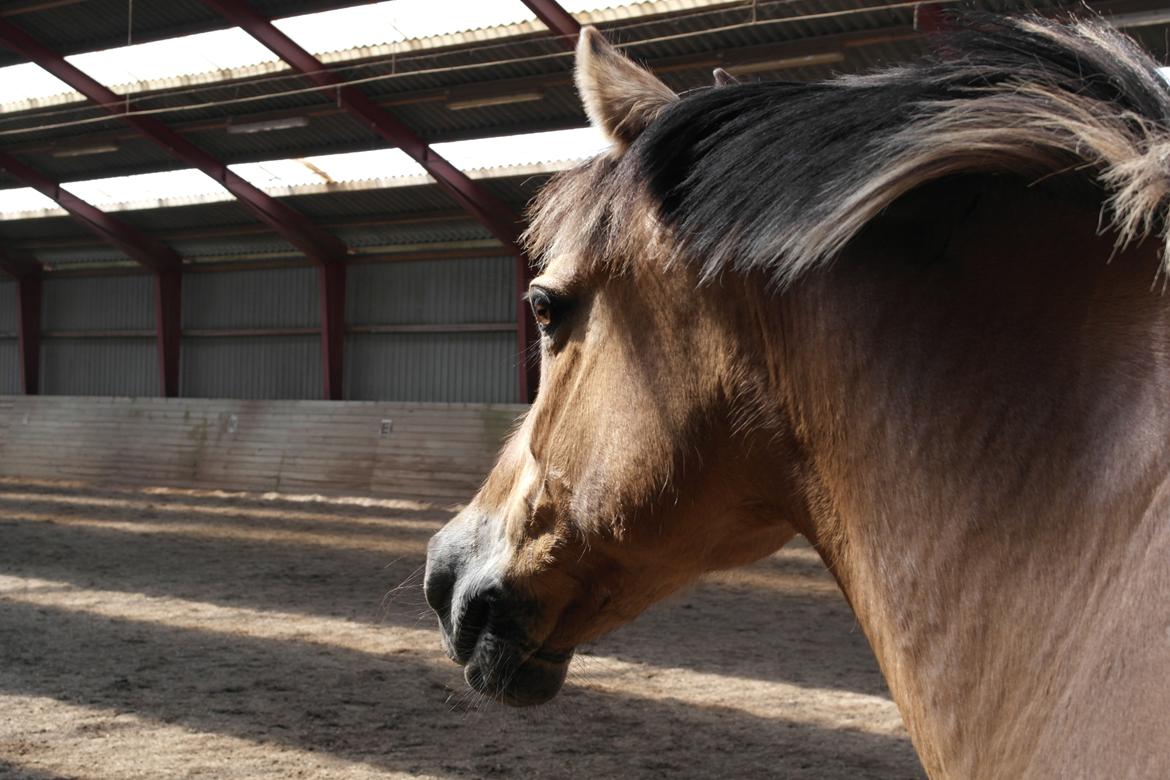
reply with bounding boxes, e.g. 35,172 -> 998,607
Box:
16,274 -> 41,395
318,263 -> 346,401
154,269 -> 182,398
515,254 -> 538,403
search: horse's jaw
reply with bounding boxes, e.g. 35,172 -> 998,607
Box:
424,505 -> 578,707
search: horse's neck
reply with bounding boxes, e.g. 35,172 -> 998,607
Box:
780,181 -> 1170,777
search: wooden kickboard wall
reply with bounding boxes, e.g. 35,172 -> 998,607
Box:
0,396 -> 526,503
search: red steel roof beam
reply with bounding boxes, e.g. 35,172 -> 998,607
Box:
0,18 -> 349,267
202,0 -> 525,248
0,152 -> 182,273
0,18 -> 353,399
520,0 -> 582,47
203,0 -> 538,400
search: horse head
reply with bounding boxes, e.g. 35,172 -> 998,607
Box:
424,28 -> 803,705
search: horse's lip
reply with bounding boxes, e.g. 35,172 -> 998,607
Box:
531,645 -> 574,664
464,635 -> 574,706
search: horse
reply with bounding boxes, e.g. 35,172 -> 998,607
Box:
425,14 -> 1170,777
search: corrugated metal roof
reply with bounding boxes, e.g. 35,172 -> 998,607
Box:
0,1 -> 725,113
0,0 -> 373,68
0,127 -> 600,221
34,244 -> 131,268
0,0 -> 1146,189
336,219 -> 492,248
0,172 -> 540,268
0,0 -> 1159,268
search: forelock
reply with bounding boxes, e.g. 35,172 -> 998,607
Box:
524,148 -> 664,277
528,14 -> 1170,287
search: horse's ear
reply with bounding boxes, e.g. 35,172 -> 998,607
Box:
713,68 -> 739,86
576,26 -> 677,150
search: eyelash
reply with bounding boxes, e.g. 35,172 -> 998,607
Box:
528,288 -> 564,335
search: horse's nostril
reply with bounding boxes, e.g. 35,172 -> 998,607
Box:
423,568 -> 456,618
453,591 -> 492,663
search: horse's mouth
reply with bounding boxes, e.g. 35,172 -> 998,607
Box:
462,629 -> 573,706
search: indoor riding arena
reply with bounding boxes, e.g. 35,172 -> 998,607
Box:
1,1 -> 1167,778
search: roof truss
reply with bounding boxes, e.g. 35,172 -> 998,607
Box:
0,16 -> 350,266
201,0 -> 540,399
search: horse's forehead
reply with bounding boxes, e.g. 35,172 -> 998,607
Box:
538,251 -> 589,286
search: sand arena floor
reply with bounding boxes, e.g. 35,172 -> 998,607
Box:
0,478 -> 923,779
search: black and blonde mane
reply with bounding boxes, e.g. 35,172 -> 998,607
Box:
527,14 -> 1170,283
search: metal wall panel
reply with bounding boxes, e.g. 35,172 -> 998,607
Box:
347,256 -> 515,325
1,279 -> 20,393
0,279 -> 16,335
182,336 -> 322,400
346,332 -> 518,403
0,340 -> 18,395
41,338 -> 159,397
184,267 -> 319,329
36,246 -> 129,268
337,220 -> 491,249
42,275 -> 155,331
171,235 -> 299,261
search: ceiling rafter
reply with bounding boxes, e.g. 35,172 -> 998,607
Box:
0,17 -> 350,266
520,0 -> 582,46
0,25 -> 929,168
0,151 -> 181,272
201,0 -> 527,249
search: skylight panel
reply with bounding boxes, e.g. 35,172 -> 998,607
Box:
0,129 -> 610,221
0,187 -> 64,218
229,129 -> 609,194
273,0 -> 537,52
557,0 -> 664,11
272,0 -> 716,53
302,149 -> 425,182
64,169 -> 232,211
0,62 -> 82,109
66,28 -> 283,90
0,1 -> 710,111
230,149 -> 426,191
433,127 -> 610,170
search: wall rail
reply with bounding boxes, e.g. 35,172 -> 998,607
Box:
0,396 -> 525,504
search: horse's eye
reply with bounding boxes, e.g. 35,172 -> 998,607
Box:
529,288 -> 558,333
